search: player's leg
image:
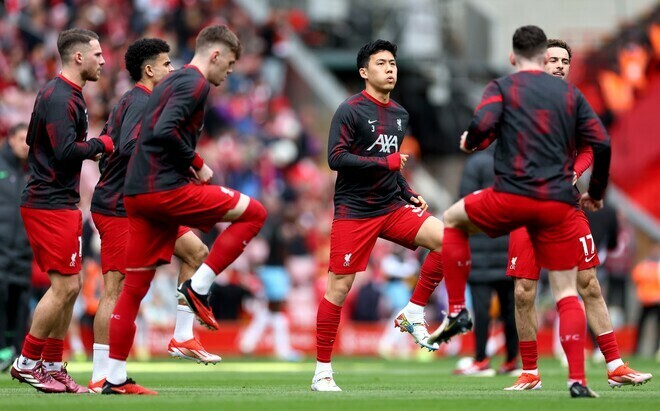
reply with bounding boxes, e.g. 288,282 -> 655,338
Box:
13,208 -> 83,393
504,227 -> 542,390
312,271 -> 355,392
89,212 -> 128,391
103,204 -> 174,395
42,275 -> 88,393
89,270 -> 123,391
179,191 -> 266,329
312,216 -> 381,392
454,282 -> 495,376
428,198 -> 481,344
577,267 -> 653,387
168,230 -> 220,364
493,279 -> 519,374
393,211 -> 443,350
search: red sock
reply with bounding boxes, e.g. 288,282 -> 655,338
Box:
442,227 -> 471,315
316,298 -> 342,363
596,331 -> 621,364
411,251 -> 443,306
109,270 -> 155,361
557,296 -> 586,384
21,334 -> 46,361
205,199 -> 267,274
42,338 -> 64,363
519,340 -> 538,371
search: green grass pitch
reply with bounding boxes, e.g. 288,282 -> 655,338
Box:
1,356 -> 658,411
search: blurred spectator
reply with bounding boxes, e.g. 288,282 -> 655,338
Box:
631,242 -> 660,357
0,123 -> 31,371
377,244 -> 419,359
603,214 -> 637,322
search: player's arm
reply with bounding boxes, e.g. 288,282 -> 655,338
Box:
573,138 -> 594,184
396,172 -> 427,210
152,77 -> 207,173
574,89 -> 611,203
463,81 -> 503,152
117,99 -> 147,158
49,98 -> 113,161
327,103 -> 404,171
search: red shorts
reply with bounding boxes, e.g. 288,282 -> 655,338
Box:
20,207 -> 82,275
506,209 -> 600,280
125,183 -> 240,268
329,204 -> 432,274
92,212 -> 191,274
464,188 -> 579,271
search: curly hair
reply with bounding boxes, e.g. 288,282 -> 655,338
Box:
547,38 -> 572,61
124,38 -> 171,82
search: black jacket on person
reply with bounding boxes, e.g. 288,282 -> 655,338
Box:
459,146 -> 510,283
0,143 -> 32,285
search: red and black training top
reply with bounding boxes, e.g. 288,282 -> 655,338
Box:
91,85 -> 151,217
124,65 -> 208,196
21,75 -> 109,210
328,90 -> 416,220
466,70 -> 611,204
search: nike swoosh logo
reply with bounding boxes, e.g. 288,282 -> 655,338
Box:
368,120 -> 377,124
112,388 -> 126,393
585,255 -> 596,262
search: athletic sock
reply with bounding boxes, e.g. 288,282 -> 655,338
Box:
519,340 -> 539,372
173,304 -> 195,342
557,296 -> 586,385
442,228 -> 471,315
109,270 -> 155,361
316,298 -> 342,363
410,251 -> 443,306
92,343 -> 109,382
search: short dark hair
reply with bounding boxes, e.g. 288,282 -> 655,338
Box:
125,38 -> 171,82
8,122 -> 28,136
196,25 -> 242,59
357,39 -> 397,70
547,38 -> 572,61
512,25 -> 547,60
57,28 -> 99,62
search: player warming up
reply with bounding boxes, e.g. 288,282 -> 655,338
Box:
504,38 -> 652,392
11,28 -> 113,394
102,25 -> 266,395
311,39 -> 444,392
87,38 -> 221,394
427,26 -> 611,398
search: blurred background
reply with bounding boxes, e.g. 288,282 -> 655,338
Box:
0,0 -> 658,368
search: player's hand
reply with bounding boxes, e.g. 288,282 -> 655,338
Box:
409,195 -> 428,212
386,153 -> 409,171
459,131 -> 475,153
193,163 -> 213,184
399,153 -> 409,170
572,172 -> 578,186
579,192 -> 603,212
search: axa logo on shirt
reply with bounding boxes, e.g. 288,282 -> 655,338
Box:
367,134 -> 399,153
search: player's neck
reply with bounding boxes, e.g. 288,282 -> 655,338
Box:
188,57 -> 208,80
59,68 -> 85,89
137,79 -> 154,92
515,59 -> 545,73
363,85 -> 390,105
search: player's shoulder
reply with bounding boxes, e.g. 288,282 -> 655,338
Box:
387,98 -> 408,115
